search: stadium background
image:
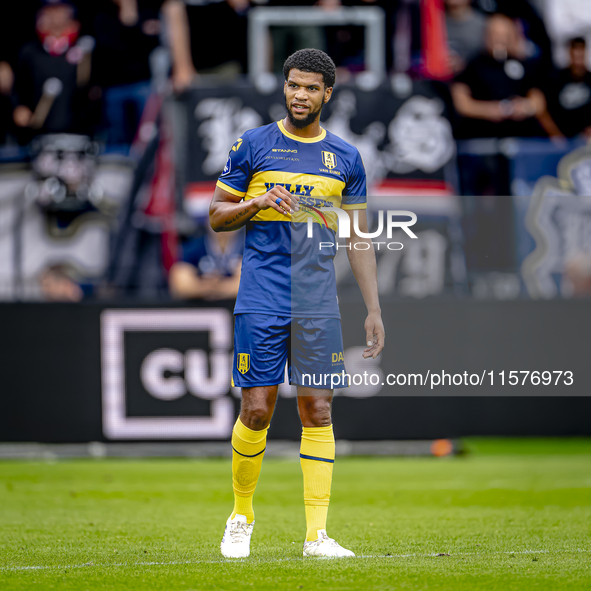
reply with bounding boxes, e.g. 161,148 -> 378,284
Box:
0,0 -> 590,446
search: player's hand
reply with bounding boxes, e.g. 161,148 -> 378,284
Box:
254,185 -> 300,216
363,312 -> 385,359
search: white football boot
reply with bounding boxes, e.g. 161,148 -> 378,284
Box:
303,529 -> 355,558
220,514 -> 254,558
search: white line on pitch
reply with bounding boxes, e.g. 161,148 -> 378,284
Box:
2,549 -> 590,572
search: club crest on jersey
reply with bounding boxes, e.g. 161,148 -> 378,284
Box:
322,151 -> 337,170
237,353 -> 250,374
231,138 -> 243,152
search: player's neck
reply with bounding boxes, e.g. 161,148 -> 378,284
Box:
282,116 -> 323,139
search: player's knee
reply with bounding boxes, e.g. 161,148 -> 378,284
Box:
301,400 -> 332,427
241,406 -> 273,431
307,413 -> 331,428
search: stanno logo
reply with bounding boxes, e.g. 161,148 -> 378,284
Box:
231,138 -> 243,152
322,151 -> 337,170
238,353 -> 250,374
272,148 -> 298,153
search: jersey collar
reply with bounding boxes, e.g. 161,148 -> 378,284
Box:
277,120 -> 327,143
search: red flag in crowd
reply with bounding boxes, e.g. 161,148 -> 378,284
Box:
421,0 -> 453,80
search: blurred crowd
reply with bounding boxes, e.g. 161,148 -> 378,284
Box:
448,4 -> 591,140
0,0 -> 590,146
1,0 -> 591,303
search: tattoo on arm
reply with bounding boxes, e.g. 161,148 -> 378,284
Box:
224,208 -> 249,227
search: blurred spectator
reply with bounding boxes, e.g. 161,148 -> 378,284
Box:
548,38 -> 591,138
493,0 -> 553,70
445,0 -> 486,74
390,0 -> 421,76
0,13 -> 16,143
163,0 -> 250,92
91,0 -> 162,144
451,13 -> 563,139
12,0 -> 96,141
543,0 -> 591,68
169,224 -> 243,300
0,2 -> 38,144
39,264 -> 84,302
0,60 -> 14,144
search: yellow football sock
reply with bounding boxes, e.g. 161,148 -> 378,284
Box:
231,417 -> 268,524
300,424 -> 335,542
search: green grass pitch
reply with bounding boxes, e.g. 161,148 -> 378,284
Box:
1,438 -> 590,590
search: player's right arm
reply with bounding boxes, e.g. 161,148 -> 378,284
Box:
209,185 -> 299,232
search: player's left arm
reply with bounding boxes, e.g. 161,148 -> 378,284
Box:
345,208 -> 385,359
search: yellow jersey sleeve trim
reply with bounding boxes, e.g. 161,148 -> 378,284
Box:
342,203 -> 367,210
216,180 -> 246,198
277,120 -> 327,143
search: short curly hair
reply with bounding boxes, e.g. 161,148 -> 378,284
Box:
283,49 -> 336,89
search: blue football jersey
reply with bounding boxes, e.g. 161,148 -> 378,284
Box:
216,120 -> 367,319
